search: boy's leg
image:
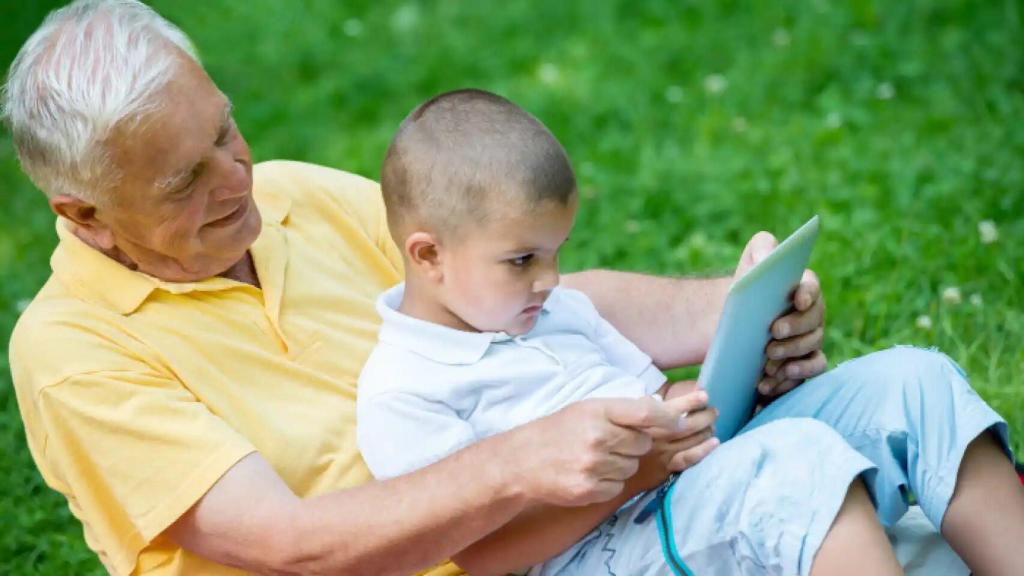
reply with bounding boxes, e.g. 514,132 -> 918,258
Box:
746,346 -> 1018,573
812,478 -> 903,576
941,433 -> 1024,576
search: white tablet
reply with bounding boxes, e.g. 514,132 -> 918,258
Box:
696,215 -> 820,442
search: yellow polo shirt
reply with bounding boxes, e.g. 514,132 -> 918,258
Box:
9,161 -> 462,576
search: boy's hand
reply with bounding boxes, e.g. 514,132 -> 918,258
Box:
735,232 -> 828,398
649,382 -> 719,472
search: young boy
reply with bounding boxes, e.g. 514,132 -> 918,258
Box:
356,89 -> 979,575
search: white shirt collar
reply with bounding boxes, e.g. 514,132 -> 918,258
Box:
377,283 -> 541,365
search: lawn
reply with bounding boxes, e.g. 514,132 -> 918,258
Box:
1,0 -> 1021,572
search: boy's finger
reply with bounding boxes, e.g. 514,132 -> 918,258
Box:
648,406 -> 718,440
668,436 -> 720,472
663,389 -> 709,416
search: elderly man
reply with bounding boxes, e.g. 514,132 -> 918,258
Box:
5,1 -> 1022,575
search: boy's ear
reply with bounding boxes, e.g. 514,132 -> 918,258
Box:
50,194 -> 116,250
404,231 -> 444,281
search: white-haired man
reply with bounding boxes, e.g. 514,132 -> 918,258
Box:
5,1 -> 1021,576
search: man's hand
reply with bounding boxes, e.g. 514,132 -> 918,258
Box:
735,232 -> 828,398
503,394 -> 706,507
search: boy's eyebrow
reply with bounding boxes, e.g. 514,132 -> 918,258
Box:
503,236 -> 571,255
156,100 -> 234,193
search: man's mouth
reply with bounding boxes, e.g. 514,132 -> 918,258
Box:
205,199 -> 249,228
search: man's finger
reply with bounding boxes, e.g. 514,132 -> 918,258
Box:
766,327 -> 824,361
735,232 -> 778,278
609,431 -> 653,457
588,479 -> 627,504
772,291 -> 824,339
792,269 -> 821,312
590,452 -> 641,481
777,350 -> 827,381
757,375 -> 779,395
766,378 -> 801,397
603,396 -> 683,431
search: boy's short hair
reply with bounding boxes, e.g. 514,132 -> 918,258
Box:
381,88 -> 576,242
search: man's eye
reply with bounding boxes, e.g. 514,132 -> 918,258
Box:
171,173 -> 198,198
508,254 -> 534,267
216,118 -> 236,146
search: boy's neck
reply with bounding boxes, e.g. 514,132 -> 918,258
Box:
399,278 -> 481,334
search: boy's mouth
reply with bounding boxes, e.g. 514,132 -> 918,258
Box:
521,304 -> 543,315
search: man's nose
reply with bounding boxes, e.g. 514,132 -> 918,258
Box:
211,154 -> 250,202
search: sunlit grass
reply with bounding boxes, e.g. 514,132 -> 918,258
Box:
1,1 -> 1021,572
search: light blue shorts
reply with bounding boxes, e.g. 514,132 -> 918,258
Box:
532,346 -> 1012,576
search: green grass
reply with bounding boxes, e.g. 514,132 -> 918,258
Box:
2,0 -> 1022,573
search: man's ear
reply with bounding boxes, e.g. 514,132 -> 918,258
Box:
404,231 -> 444,282
50,194 -> 116,250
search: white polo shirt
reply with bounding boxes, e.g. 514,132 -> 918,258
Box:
357,284 -> 667,480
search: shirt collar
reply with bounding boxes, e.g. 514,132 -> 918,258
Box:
376,283 -> 515,365
49,183 -> 292,316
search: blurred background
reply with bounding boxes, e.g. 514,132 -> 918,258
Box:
1,0 -> 1021,572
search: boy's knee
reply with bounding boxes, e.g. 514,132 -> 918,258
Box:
747,418 -> 850,462
838,345 -> 968,402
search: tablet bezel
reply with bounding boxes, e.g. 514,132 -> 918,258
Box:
696,215 -> 820,441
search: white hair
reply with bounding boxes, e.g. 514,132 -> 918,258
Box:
1,0 -> 200,204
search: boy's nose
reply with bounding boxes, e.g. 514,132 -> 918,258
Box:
532,268 -> 559,293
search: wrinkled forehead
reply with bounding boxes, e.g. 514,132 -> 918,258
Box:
103,56 -> 229,197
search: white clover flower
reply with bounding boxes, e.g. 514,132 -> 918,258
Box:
703,74 -> 728,95
941,286 -> 962,305
537,62 -> 561,86
664,85 -> 685,103
390,4 -> 420,32
850,30 -> 871,46
732,116 -> 749,133
342,18 -> 364,37
772,28 -> 791,47
915,315 -> 933,330
875,82 -> 896,100
624,219 -> 641,234
824,111 -> 843,129
969,293 -> 983,307
978,220 -> 999,244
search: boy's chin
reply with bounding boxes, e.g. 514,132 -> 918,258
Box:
504,315 -> 539,336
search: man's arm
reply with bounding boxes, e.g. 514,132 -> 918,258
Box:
564,232 -> 828,393
562,270 -> 731,369
451,389 -> 718,576
167,396 -> 687,575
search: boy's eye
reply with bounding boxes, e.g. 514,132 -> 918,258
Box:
508,254 -> 534,267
